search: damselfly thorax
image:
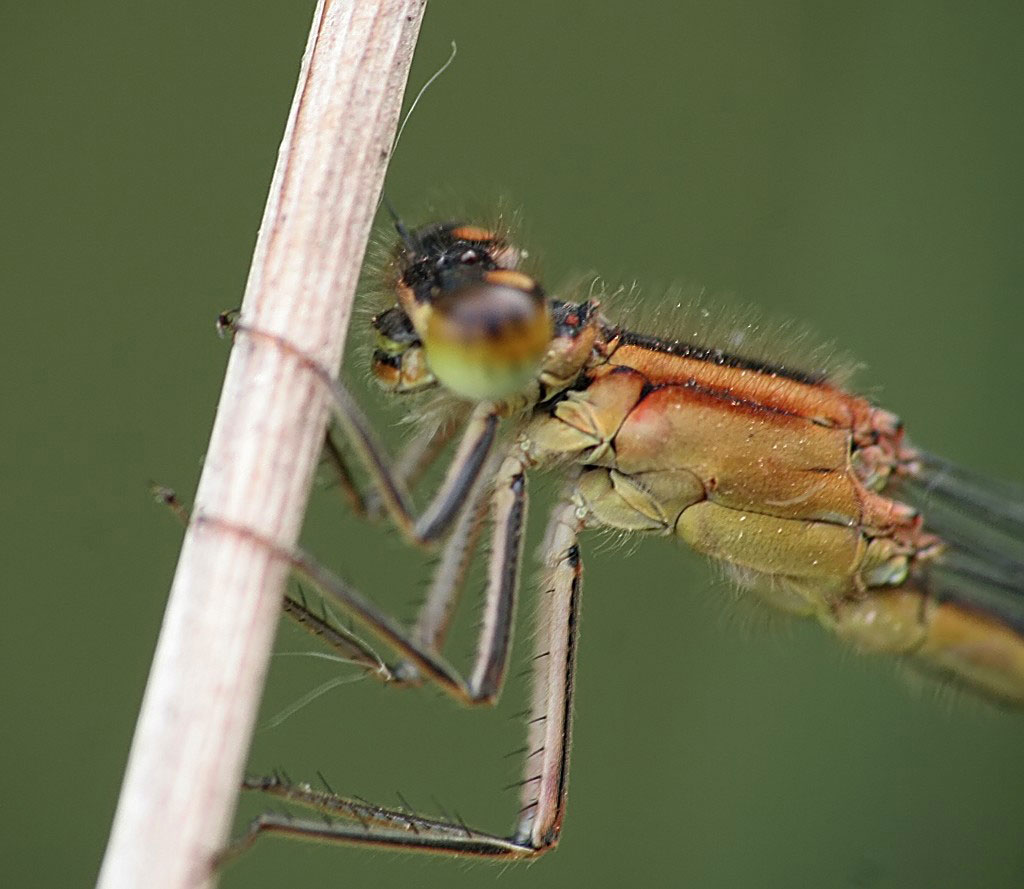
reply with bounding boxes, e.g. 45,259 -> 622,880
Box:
214,217 -> 1024,861
372,219 -> 1023,695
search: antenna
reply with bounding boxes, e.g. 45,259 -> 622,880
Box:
381,192 -> 418,253
390,41 -> 458,161
375,41 -> 459,240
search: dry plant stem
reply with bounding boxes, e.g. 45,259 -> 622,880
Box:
97,2 -> 427,888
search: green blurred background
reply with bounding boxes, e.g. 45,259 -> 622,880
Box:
4,2 -> 1024,887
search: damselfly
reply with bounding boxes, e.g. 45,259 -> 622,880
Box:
212,215 -> 1024,861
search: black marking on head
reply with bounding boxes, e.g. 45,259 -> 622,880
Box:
399,223 -> 506,304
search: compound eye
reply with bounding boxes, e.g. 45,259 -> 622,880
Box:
459,249 -> 479,265
421,270 -> 553,401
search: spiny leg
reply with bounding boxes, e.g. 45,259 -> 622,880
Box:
320,430 -> 369,519
313,381 -> 481,675
514,498 -> 584,849
289,446 -> 501,686
320,403 -> 468,520
200,447 -> 531,707
384,406 -> 468,500
225,497 -> 585,860
151,485 -> 395,680
332,379 -> 500,545
281,590 -> 393,681
157,469 -> 549,859
395,447 -> 501,681
213,320 -> 508,683
207,321 -> 587,855
153,470 -> 495,690
224,776 -> 530,861
160,317 -> 510,687
226,318 -> 500,548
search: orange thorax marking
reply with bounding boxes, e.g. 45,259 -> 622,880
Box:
606,342 -> 872,431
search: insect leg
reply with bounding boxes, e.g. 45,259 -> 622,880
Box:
151,486 -> 395,680
222,495 -> 583,861
199,447 -> 529,706
320,429 -> 369,518
385,405 -> 468,500
289,446 -> 500,685
227,320 -> 499,547
156,427 -> 507,695
514,497 -> 584,850
321,404 -> 467,520
223,776 -> 533,861
401,447 -> 499,666
329,379 -> 500,545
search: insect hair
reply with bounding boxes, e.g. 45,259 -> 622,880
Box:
587,277 -> 862,389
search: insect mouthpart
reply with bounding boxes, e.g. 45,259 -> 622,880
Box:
369,306 -> 435,393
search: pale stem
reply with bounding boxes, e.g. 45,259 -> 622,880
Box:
96,3 -> 427,887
